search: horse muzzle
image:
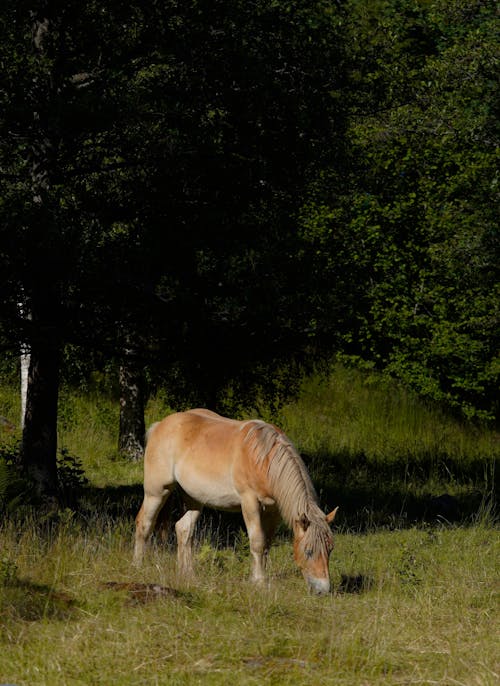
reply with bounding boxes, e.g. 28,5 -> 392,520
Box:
307,576 -> 331,595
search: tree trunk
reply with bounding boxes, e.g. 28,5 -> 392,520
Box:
19,6 -> 61,499
19,301 -> 31,430
118,348 -> 145,461
21,336 -> 60,498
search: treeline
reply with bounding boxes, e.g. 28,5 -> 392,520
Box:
329,0 -> 499,421
0,1 -> 497,497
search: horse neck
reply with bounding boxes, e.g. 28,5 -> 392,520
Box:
247,422 -> 321,528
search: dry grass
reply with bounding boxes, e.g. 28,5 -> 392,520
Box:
0,366 -> 498,684
1,515 -> 498,685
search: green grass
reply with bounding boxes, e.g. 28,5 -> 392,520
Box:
278,365 -> 498,528
0,365 -> 498,684
280,364 -> 497,464
1,515 -> 498,685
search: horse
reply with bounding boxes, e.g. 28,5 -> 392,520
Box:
134,408 -> 338,594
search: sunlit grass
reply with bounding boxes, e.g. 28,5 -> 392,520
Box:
0,365 -> 498,684
1,516 -> 498,685
280,363 -> 497,463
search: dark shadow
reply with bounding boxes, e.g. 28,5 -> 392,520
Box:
81,483 -> 143,521
337,573 -> 375,594
0,579 -> 77,622
301,449 -> 497,532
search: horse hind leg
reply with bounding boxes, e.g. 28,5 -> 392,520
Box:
175,506 -> 202,579
155,494 -> 175,544
134,491 -> 170,564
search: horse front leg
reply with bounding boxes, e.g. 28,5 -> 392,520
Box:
175,508 -> 201,578
241,494 -> 267,584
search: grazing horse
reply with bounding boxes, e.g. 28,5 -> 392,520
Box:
134,409 -> 338,594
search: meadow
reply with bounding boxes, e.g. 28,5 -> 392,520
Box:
0,366 -> 498,685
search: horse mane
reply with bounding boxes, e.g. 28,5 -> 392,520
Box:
243,421 -> 333,554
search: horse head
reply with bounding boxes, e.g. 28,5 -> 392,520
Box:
293,506 -> 338,595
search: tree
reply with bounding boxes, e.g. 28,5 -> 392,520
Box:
302,0 -> 499,420
0,1 -> 154,491
14,3 -> 63,496
0,1 -> 347,495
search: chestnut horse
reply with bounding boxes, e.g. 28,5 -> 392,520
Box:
134,409 -> 338,594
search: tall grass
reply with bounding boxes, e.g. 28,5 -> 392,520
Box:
1,514 -> 498,685
0,364 -> 497,521
280,364 -> 497,464
278,365 -> 497,528
0,366 -> 498,685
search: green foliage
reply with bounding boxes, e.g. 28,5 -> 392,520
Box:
0,441 -> 32,513
56,448 -> 89,507
0,0 -> 346,407
0,0 -> 498,502
0,440 -> 88,513
302,0 -> 499,420
0,556 -> 18,587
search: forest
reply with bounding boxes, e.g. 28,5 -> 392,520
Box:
0,0 -> 498,498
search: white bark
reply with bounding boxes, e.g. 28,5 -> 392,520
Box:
21,346 -> 30,430
18,300 -> 31,430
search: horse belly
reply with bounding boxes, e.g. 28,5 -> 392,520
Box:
174,463 -> 241,511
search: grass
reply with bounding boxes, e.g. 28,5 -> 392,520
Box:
279,365 -> 498,528
0,364 -> 498,684
1,515 -> 498,685
280,364 -> 498,464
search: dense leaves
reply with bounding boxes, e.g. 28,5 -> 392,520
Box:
0,1 -> 344,357
303,0 -> 498,420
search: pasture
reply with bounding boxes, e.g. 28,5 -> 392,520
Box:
0,366 -> 498,685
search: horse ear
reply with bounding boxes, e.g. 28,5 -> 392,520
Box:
298,514 -> 310,531
326,506 -> 339,525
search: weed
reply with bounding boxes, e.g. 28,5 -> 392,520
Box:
397,545 -> 422,587
57,448 -> 89,507
0,556 -> 18,586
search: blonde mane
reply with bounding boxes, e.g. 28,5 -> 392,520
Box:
243,421 -> 333,554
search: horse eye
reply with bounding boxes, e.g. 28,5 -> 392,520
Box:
305,548 -> 313,559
